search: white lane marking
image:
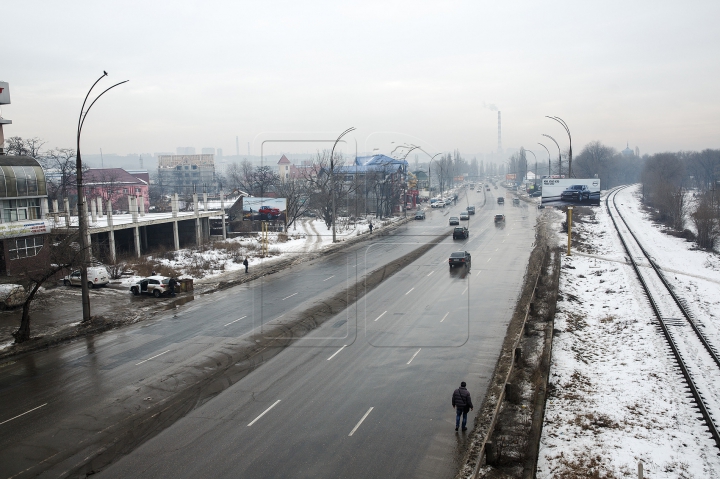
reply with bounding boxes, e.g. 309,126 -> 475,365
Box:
282,292 -> 298,300
407,348 -> 421,365
461,286 -> 468,295
495,248 -> 498,251
224,315 -> 247,327
476,270 -> 481,276
327,345 -> 347,360
247,400 -> 281,427
374,311 -> 387,322
440,312 -> 449,322
405,287 -> 414,295
486,257 -> 492,263
135,350 -> 170,366
427,270 -> 435,277
348,407 -> 374,436
323,275 -> 335,281
0,403 -> 48,426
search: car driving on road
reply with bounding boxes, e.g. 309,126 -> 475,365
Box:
497,197 -> 504,204
453,226 -> 469,239
414,210 -> 426,220
466,205 -> 475,215
512,198 -> 520,205
449,251 -> 471,268
130,276 -> 172,297
459,211 -> 469,220
449,216 -> 460,225
494,214 -> 505,223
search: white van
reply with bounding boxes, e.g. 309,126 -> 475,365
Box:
63,267 -> 110,288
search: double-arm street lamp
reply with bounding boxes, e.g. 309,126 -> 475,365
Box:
546,116 -> 572,177
538,142 -> 551,177
525,149 -> 537,190
77,72 -> 128,322
330,127 -> 355,243
541,134 -> 562,178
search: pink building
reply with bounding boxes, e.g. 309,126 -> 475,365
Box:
82,168 -> 150,212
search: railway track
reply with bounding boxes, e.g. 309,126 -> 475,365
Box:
607,185 -> 720,450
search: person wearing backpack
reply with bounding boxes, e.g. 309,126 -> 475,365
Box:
452,381 -> 473,431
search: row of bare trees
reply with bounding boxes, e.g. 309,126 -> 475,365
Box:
641,149 -> 720,250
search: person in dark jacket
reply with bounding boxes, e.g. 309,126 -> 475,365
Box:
168,277 -> 178,297
243,257 -> 249,274
452,381 -> 473,431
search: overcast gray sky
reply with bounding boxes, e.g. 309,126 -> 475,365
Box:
2,0 -> 719,158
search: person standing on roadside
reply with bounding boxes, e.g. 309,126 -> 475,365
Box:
452,381 -> 473,431
243,257 -> 249,274
168,277 -> 178,297
369,221 -> 373,234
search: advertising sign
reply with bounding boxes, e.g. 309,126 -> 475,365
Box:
506,174 -> 516,181
242,197 -> 287,221
0,220 -> 49,239
0,82 -> 10,105
541,178 -> 601,206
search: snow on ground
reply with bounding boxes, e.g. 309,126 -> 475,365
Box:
115,215 -> 398,287
537,186 -> 720,479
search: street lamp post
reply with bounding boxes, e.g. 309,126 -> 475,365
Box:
330,127 -> 355,243
76,72 -> 128,322
525,149 -> 536,191
538,142 -> 551,177
546,116 -> 572,177
542,134 -> 562,178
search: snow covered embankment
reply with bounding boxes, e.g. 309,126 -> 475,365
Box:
537,195 -> 720,478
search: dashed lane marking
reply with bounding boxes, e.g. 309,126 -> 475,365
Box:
323,275 -> 335,281
348,407 -> 374,436
247,400 -> 281,427
327,345 -> 347,360
374,311 -> 387,322
224,315 -> 247,327
0,403 -> 48,426
440,312 -> 449,322
135,350 -> 170,366
282,292 -> 298,300
407,349 -> 421,365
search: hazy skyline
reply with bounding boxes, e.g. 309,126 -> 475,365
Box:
2,0 -> 719,158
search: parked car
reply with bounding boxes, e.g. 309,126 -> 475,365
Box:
497,197 -> 504,204
63,266 -> 110,288
414,210 -> 426,220
449,251 -> 471,268
512,198 -> 520,205
560,184 -> 591,202
494,214 -> 506,223
460,211 -> 470,220
530,191 -> 542,197
449,216 -> 460,225
444,198 -> 454,206
130,276 -> 172,297
431,201 -> 444,208
467,205 -> 476,215
453,226 -> 469,239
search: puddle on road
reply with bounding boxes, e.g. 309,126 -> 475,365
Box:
162,295 -> 196,310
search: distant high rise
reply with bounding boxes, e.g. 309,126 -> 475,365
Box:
177,146 -> 195,155
201,147 -> 215,155
217,148 -> 223,158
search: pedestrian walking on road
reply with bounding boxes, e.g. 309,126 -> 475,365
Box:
243,257 -> 249,274
369,221 -> 373,234
168,277 -> 178,297
452,381 -> 473,431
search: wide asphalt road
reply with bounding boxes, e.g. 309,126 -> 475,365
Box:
0,185 -> 523,478
96,186 -> 537,479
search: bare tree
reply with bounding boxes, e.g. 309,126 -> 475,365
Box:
13,230 -> 84,343
275,176 -> 310,229
44,148 -> 81,204
691,189 -> 720,250
641,152 -> 686,228
5,136 -> 46,158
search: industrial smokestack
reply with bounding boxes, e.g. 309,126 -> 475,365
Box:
497,111 -> 502,153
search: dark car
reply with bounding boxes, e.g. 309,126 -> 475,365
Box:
560,184 -> 591,202
453,226 -> 469,239
512,198 -> 520,205
494,214 -> 505,223
467,205 -> 476,215
449,251 -> 471,268
449,216 -> 460,225
530,191 -> 542,197
497,197 -> 504,204
414,210 -> 426,220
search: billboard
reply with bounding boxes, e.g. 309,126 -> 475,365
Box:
541,178 -> 601,206
506,174 -> 516,181
0,82 -> 10,105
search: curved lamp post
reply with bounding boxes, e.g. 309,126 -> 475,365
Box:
546,116 -> 572,177
525,149 -> 536,190
330,127 -> 355,243
396,145 -> 443,203
77,72 -> 128,322
542,134 -> 562,178
538,142 -> 551,177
